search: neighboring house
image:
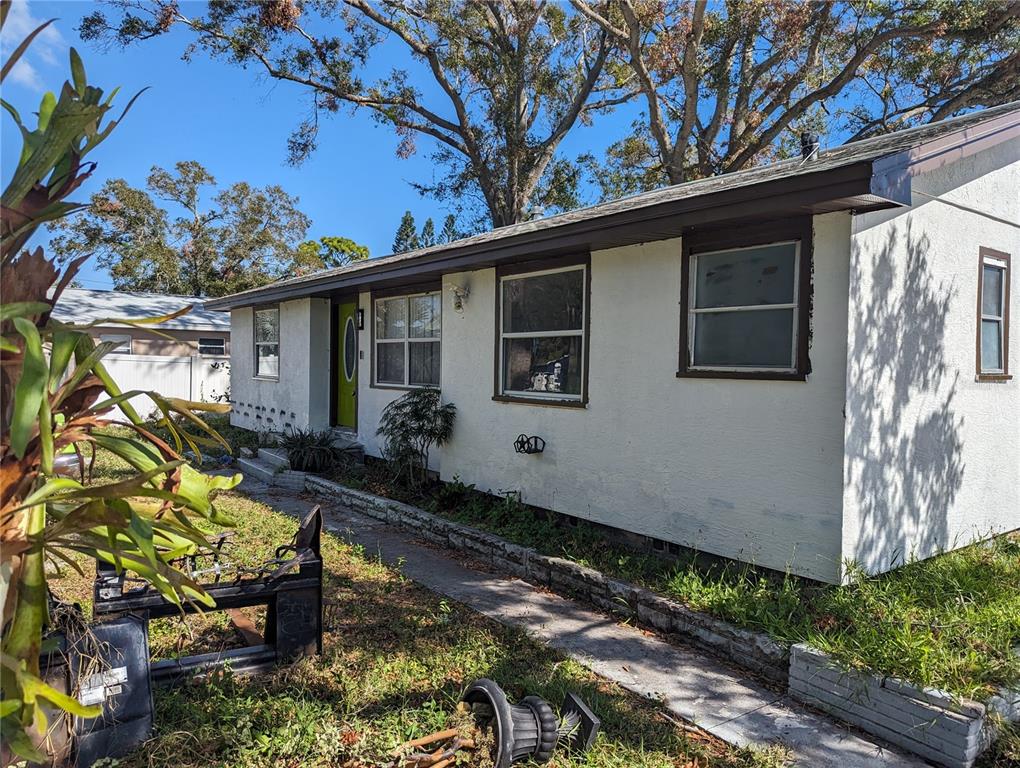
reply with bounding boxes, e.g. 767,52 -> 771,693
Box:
54,288 -> 231,408
207,103 -> 1019,584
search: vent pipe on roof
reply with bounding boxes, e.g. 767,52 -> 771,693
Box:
800,132 -> 820,160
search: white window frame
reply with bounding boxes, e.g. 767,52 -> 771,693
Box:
100,333 -> 132,355
373,290 -> 441,388
198,336 -> 226,356
687,240 -> 801,374
498,263 -> 586,401
253,306 -> 280,380
979,252 -> 1008,375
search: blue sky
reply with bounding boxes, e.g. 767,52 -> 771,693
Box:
1,0 -> 635,290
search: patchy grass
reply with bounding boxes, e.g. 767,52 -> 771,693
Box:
977,721 -> 1020,768
50,453 -> 787,768
329,464 -> 1020,703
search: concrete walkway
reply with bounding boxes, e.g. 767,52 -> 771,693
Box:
243,479 -> 927,768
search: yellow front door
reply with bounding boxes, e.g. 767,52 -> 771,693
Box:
337,301 -> 357,429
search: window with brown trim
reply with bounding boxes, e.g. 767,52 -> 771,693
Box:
373,291 -> 441,387
977,247 -> 1011,381
253,306 -> 280,379
679,220 -> 811,381
495,256 -> 590,405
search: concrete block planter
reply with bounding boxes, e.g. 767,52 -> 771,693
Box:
304,475 -> 789,684
789,643 -> 1018,768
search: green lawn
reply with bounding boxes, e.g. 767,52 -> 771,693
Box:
52,441 -> 786,768
333,465 -> 1020,705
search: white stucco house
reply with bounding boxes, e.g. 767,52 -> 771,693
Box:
207,103 -> 1019,584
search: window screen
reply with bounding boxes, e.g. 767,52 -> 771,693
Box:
499,265 -> 585,399
254,307 -> 279,378
100,334 -> 131,354
688,242 -> 800,371
374,292 -> 441,387
979,252 -> 1009,376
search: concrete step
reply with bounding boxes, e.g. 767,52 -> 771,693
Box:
237,456 -> 306,490
258,447 -> 290,471
330,430 -> 365,463
237,456 -> 279,483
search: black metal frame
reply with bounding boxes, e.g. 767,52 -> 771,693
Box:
92,507 -> 324,683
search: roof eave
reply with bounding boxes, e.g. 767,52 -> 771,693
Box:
206,160 -> 893,312
870,107 -> 1020,202
206,104 -> 1020,313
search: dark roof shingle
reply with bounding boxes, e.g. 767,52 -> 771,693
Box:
207,101 -> 1019,310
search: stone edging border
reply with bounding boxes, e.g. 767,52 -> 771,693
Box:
304,475 -> 1019,767
305,475 -> 789,682
790,644 -> 1019,768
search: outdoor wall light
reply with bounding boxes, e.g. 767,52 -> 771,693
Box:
356,308 -> 365,330
450,283 -> 470,312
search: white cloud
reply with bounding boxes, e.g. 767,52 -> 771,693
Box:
8,57 -> 42,89
1,0 -> 67,91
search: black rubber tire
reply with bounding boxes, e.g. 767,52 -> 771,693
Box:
521,696 -> 559,763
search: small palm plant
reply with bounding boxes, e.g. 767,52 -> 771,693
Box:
377,388 -> 456,487
1,6 -> 239,763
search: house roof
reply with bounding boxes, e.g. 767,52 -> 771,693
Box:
206,101 -> 1020,311
53,288 -> 230,332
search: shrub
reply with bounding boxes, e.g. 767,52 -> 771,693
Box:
280,427 -> 346,473
430,476 -> 475,511
377,388 -> 455,486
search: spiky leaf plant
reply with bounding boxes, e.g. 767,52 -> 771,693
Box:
377,388 -> 456,487
0,4 -> 240,762
279,427 -> 346,473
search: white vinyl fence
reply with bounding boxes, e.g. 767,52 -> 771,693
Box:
100,354 -> 230,418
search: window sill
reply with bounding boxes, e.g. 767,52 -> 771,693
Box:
976,373 -> 1012,382
492,394 -> 587,409
676,369 -> 807,382
370,382 -> 441,391
253,375 -> 279,382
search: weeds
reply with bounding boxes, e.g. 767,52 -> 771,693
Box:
978,720 -> 1020,767
328,462 -> 1020,702
50,469 -> 783,768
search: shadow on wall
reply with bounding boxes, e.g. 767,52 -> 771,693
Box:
845,220 -> 964,574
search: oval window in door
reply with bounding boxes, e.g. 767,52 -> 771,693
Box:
343,316 -> 357,382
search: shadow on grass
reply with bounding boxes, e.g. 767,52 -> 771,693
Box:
128,550 -> 766,768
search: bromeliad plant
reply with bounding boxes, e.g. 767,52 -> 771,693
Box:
0,4 -> 240,763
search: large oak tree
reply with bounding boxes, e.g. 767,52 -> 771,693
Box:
49,160 -> 312,296
81,1 -> 1018,215
81,0 -> 631,228
573,0 -> 1020,197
